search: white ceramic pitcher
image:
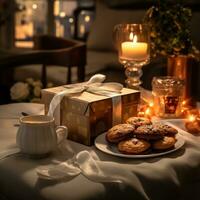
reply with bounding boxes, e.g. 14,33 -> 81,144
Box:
16,115 -> 68,157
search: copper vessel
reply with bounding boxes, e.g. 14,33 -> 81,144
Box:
167,55 -> 193,100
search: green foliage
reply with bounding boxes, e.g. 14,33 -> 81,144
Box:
143,0 -> 199,57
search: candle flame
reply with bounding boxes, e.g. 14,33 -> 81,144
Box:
133,35 -> 137,43
129,33 -> 137,43
129,32 -> 134,40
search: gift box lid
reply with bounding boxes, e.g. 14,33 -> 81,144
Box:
42,85 -> 140,116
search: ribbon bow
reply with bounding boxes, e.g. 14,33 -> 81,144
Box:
48,74 -> 123,117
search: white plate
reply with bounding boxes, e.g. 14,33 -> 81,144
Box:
95,133 -> 185,158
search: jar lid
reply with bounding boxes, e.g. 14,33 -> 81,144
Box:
152,76 -> 184,89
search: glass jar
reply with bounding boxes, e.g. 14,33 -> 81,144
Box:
113,24 -> 150,89
152,76 -> 184,118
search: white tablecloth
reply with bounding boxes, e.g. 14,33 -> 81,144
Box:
0,103 -> 200,200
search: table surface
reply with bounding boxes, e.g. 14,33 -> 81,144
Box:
0,103 -> 200,200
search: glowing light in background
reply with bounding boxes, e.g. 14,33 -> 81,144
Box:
187,114 -> 196,122
84,15 -> 90,22
69,17 -> 74,23
59,11 -> 66,18
32,3 -> 38,10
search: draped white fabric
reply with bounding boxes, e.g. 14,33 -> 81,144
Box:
1,104 -> 200,200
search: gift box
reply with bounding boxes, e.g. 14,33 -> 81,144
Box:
42,83 -> 140,145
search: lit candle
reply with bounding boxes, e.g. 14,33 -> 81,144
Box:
121,33 -> 148,61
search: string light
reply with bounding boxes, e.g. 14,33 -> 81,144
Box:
149,102 -> 154,107
182,100 -> 187,106
144,108 -> 151,118
137,98 -> 199,124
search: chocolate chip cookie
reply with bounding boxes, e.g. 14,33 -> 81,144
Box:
126,117 -> 152,128
153,123 -> 178,136
134,124 -> 164,140
118,138 -> 151,154
152,136 -> 177,150
106,124 -> 135,143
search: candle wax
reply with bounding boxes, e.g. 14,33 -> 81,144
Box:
121,41 -> 148,61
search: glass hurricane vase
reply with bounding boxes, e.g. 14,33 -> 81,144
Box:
113,24 -> 150,89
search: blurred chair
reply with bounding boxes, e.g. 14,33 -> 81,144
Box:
33,35 -> 86,85
0,35 -> 86,104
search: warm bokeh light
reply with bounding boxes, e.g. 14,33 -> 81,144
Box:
138,105 -> 153,118
145,108 -> 151,118
59,12 -> 66,18
137,98 -> 199,120
69,18 -> 74,23
32,3 -> 38,10
182,100 -> 187,106
149,102 -> 154,107
84,15 -> 90,22
188,114 -> 196,122
80,25 -> 85,35
138,111 -> 145,117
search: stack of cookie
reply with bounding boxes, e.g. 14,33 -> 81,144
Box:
106,117 -> 178,155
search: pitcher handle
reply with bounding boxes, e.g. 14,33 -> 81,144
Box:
56,126 -> 68,144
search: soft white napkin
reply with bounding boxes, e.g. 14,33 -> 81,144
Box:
0,148 -> 20,160
36,150 -> 149,199
36,150 -> 121,182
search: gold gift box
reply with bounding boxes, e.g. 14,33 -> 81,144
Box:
42,85 -> 140,145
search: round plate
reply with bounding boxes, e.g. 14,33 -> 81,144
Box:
95,133 -> 185,158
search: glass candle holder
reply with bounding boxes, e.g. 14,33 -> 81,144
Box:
152,76 -> 184,118
113,24 -> 150,89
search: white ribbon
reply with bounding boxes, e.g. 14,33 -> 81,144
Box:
47,74 -> 123,125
